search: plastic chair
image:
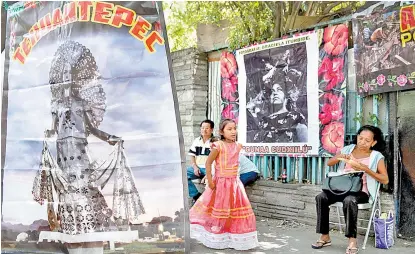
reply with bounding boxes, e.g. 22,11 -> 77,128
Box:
331,182 -> 381,250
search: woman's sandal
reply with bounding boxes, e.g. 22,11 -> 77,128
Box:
311,239 -> 332,249
346,247 -> 359,254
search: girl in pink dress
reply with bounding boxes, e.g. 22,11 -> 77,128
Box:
189,119 -> 258,250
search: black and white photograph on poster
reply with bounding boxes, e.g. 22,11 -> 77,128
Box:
236,34 -> 320,155
1,1 -> 187,253
243,43 -> 308,143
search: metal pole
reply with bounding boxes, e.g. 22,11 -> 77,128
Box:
389,91 -> 399,238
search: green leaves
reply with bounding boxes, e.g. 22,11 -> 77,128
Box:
368,112 -> 380,126
353,112 -> 363,124
164,1 -> 366,52
164,1 -> 274,51
353,112 -> 381,126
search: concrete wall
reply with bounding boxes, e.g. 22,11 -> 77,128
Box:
171,48 -> 209,163
197,21 -> 230,52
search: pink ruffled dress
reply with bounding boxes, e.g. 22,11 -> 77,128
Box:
189,141 -> 258,250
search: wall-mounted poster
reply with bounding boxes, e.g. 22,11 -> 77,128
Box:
220,51 -> 239,122
353,1 -> 415,96
317,24 -> 348,156
1,1 -> 187,253
235,33 -> 320,156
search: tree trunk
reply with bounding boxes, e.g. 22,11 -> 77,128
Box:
285,1 -> 302,31
274,2 -> 281,38
305,1 -> 314,16
309,2 -> 321,16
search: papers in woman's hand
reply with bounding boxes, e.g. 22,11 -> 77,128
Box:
338,157 -> 362,168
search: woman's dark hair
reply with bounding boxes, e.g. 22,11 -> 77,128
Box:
267,70 -> 287,91
219,118 -> 236,140
353,125 -> 386,152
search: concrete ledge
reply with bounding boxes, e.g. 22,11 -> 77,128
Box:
246,180 -> 395,235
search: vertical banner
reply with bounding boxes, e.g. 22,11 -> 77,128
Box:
236,33 -> 320,156
353,1 -> 415,96
318,24 -> 348,156
220,51 -> 239,122
1,1 -> 187,253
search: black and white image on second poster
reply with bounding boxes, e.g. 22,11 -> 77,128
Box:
243,43 -> 308,144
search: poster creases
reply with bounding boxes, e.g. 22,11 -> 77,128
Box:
2,1 -> 186,253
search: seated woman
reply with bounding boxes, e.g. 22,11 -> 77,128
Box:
311,125 -> 389,254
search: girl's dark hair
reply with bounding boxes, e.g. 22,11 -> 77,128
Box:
219,118 -> 236,140
353,125 -> 386,152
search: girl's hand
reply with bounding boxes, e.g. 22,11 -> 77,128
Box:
208,181 -> 215,190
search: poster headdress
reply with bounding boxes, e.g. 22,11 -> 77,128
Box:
49,41 -> 106,128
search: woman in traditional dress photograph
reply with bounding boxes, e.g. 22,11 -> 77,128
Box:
32,41 -> 145,253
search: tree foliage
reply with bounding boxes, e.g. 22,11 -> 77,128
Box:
164,1 -> 366,51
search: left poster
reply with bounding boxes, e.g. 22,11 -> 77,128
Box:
1,1 -> 187,253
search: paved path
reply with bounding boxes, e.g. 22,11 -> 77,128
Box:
190,219 -> 414,253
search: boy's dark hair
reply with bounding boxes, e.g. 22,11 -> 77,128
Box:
352,125 -> 386,152
200,119 -> 214,129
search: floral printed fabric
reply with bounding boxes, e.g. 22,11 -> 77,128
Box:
318,24 -> 348,156
220,51 -> 239,122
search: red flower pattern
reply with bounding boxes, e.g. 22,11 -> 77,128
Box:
220,51 -> 239,122
222,76 -> 238,101
221,104 -> 237,122
319,93 -> 343,125
318,57 -> 345,90
323,24 -> 348,56
321,122 -> 344,154
220,52 -> 237,79
319,24 -> 347,155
